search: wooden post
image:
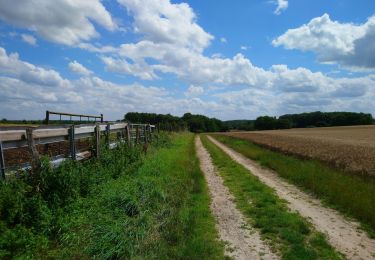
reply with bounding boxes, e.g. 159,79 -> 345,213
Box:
95,124 -> 100,159
105,123 -> 110,148
126,125 -> 131,147
45,110 -> 50,125
135,126 -> 139,144
143,125 -> 148,143
68,125 -> 76,160
26,128 -> 41,172
0,142 -> 5,180
148,124 -> 152,142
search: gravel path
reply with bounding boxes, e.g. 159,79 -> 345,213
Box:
208,135 -> 375,260
195,136 -> 278,260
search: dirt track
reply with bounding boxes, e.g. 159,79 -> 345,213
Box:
208,135 -> 375,260
195,136 -> 278,260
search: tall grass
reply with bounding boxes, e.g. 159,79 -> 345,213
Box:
0,133 -> 224,258
213,134 -> 375,237
201,135 -> 342,259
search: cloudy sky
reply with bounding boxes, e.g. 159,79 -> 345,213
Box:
0,0 -> 374,120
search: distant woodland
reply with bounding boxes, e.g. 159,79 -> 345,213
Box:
2,111 -> 373,132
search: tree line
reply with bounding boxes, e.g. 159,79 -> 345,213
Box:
253,111 -> 374,130
124,112 -> 228,133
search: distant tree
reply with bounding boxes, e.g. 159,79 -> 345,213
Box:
254,116 -> 278,130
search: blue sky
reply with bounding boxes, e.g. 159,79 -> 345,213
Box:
0,0 -> 374,120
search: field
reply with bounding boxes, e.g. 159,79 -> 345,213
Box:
223,125 -> 375,176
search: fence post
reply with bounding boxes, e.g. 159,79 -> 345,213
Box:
95,123 -> 100,159
143,125 -> 148,143
135,126 -> 139,144
105,123 -> 110,148
26,128 -> 41,172
0,142 -> 5,180
45,110 -> 50,124
126,125 -> 131,147
148,124 -> 152,142
68,125 -> 76,160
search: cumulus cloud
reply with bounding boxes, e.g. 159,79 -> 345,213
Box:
21,34 -> 37,46
0,0 -> 117,45
118,0 -> 213,52
184,85 -> 204,97
273,14 -> 375,70
274,0 -> 288,15
220,37 -> 227,43
0,47 -> 68,87
68,61 -> 93,76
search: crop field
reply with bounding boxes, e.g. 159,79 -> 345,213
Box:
222,125 -> 375,176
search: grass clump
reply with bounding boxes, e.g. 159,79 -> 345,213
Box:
201,135 -> 342,259
213,134 -> 375,237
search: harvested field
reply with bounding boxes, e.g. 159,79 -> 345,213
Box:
222,125 -> 375,176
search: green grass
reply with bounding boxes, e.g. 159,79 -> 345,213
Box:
213,134 -> 375,238
201,135 -> 342,260
0,133 -> 225,259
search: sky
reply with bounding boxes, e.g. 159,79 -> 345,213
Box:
0,0 -> 374,121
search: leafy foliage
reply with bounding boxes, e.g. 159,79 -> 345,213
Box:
125,112 -> 228,133
253,111 -> 373,130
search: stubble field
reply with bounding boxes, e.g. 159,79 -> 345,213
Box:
222,125 -> 375,176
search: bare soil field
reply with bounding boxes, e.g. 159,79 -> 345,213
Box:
222,125 -> 375,176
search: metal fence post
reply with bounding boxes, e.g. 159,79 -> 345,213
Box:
69,125 -> 76,160
0,142 -> 5,180
95,124 -> 100,159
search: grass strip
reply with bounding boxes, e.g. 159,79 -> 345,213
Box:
53,133 -> 225,258
0,133 -> 224,259
201,135 -> 342,260
213,134 -> 375,237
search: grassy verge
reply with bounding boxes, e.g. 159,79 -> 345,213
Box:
213,134 -> 375,237
0,133 -> 224,259
201,135 -> 341,259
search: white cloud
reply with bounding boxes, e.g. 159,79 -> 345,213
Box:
1,45 -> 375,120
184,85 -> 204,97
0,0 -> 117,45
240,46 -> 249,51
273,14 -> 375,70
68,60 -> 93,76
0,47 -> 68,87
21,34 -> 37,46
101,56 -> 159,80
118,0 -> 213,52
274,0 -> 288,15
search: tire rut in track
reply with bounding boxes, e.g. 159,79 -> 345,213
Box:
195,136 -> 278,260
208,135 -> 375,260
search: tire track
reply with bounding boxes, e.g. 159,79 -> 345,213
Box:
208,135 -> 375,260
195,136 -> 278,260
